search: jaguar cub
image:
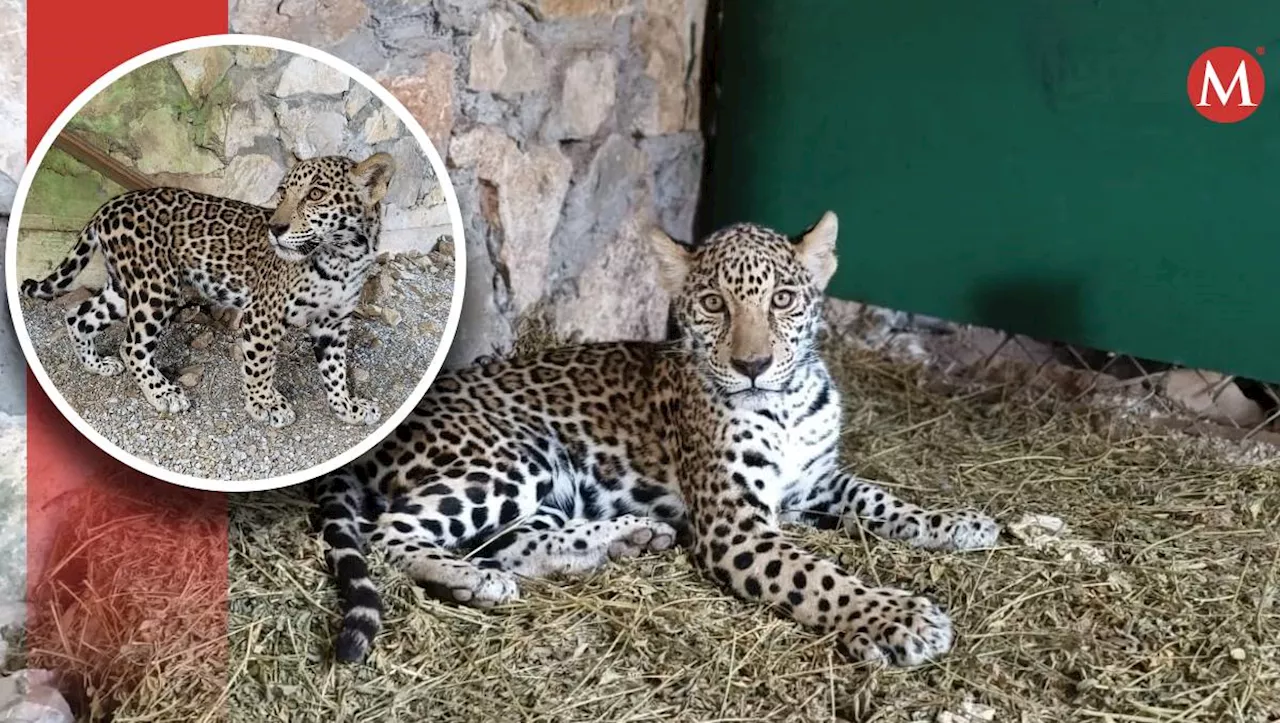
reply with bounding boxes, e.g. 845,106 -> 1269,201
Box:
22,153 -> 395,428
317,212 -> 1000,665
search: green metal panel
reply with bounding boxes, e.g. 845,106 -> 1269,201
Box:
709,0 -> 1280,382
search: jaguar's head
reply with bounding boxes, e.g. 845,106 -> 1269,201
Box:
265,153 -> 396,262
650,212 -> 839,403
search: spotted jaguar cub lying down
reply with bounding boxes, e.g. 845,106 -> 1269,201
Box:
317,211 -> 1000,666
22,153 -> 395,428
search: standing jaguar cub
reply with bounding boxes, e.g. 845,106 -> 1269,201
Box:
317,211 -> 1000,666
22,153 -> 395,428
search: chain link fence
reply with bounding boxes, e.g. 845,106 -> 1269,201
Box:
824,299 -> 1280,451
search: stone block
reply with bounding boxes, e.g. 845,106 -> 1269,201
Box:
171,47 -> 234,100
275,55 -> 352,97
224,100 -> 275,157
628,0 -> 704,135
129,108 -> 224,175
234,45 -> 279,69
549,52 -> 616,140
0,0 -> 24,205
554,215 -> 667,342
640,131 -> 702,239
276,103 -> 349,158
230,0 -> 370,48
382,51 -> 456,155
222,153 -> 286,206
453,126 -> 572,314
468,10 -> 547,95
553,134 -> 645,282
443,170 -> 515,367
536,0 -> 630,18
363,104 -> 403,144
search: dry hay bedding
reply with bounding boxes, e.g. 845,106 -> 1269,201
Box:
106,328 -> 1278,722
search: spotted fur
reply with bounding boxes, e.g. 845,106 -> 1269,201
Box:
21,153 -> 396,427
316,212 -> 1000,665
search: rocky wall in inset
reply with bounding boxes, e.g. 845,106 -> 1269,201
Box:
18,44 -> 451,287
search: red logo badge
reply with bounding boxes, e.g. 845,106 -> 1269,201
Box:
1188,46 -> 1265,123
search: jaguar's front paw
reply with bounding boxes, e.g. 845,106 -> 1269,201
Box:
246,392 -> 296,428
144,383 -> 191,415
334,396 -> 380,425
838,589 -> 953,668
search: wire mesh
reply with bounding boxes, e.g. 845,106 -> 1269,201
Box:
824,299 -> 1280,450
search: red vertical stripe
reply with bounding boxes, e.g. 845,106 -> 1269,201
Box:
26,1 -> 230,716
27,0 -> 229,154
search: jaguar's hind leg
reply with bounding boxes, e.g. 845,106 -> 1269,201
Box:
119,277 -> 188,414
475,507 -> 677,577
397,543 -> 520,607
62,280 -> 127,376
372,472 -> 545,606
373,499 -> 521,607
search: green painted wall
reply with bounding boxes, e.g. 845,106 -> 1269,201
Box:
17,149 -> 123,286
710,1 -> 1280,383
17,56 -> 228,285
25,148 -> 127,220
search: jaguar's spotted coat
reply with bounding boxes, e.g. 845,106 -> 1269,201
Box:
317,212 -> 1000,666
22,153 -> 395,427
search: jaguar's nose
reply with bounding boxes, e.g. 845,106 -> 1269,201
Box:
269,222 -> 290,239
730,355 -> 773,381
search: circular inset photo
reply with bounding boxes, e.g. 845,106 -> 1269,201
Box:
6,35 -> 465,492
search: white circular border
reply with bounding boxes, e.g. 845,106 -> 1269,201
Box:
5,34 -> 468,494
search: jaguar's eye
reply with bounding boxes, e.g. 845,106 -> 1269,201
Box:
771,289 -> 796,310
307,188 -> 325,201
700,293 -> 726,314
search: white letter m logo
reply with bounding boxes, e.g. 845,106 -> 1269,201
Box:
1198,59 -> 1258,107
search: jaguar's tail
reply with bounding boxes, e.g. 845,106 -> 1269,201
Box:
314,470 -> 383,663
21,222 -> 101,300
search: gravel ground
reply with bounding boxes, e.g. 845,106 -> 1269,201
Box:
16,242 -> 456,485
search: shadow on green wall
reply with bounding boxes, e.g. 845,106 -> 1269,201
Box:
971,275 -> 1084,346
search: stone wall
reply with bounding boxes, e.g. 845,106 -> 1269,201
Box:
0,213 -> 20,415
17,45 -> 451,285
0,0 -> 24,631
230,0 -> 707,366
0,414 -> 22,618
0,0 -> 25,415
0,0 -> 23,214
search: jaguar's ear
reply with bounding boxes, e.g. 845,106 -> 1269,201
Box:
270,154 -> 298,206
352,152 -> 396,204
794,211 -> 838,290
648,227 -> 690,294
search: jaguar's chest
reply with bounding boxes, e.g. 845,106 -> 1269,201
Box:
284,258 -> 370,326
718,376 -> 842,510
